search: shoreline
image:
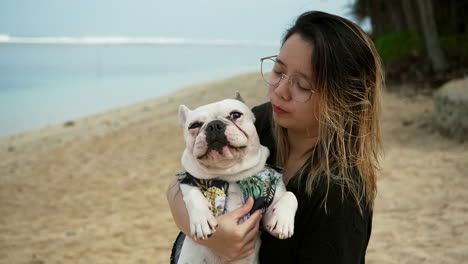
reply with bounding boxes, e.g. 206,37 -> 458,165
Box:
0,71 -> 264,152
0,69 -> 260,141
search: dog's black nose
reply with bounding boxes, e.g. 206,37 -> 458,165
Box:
206,120 -> 226,133
205,120 -> 228,155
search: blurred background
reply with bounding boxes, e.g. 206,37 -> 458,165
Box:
0,0 -> 361,137
1,0 -> 465,137
352,0 -> 467,85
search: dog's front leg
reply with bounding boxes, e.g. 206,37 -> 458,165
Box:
180,184 -> 218,240
262,181 -> 298,239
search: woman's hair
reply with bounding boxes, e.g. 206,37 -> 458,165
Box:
273,11 -> 383,212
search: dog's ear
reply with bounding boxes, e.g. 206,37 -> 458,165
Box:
234,91 -> 244,103
178,105 -> 191,126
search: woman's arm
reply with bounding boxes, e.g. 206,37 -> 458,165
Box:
166,178 -> 263,261
166,178 -> 190,234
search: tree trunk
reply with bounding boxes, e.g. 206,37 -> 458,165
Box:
402,0 -> 420,33
384,0 -> 406,32
450,0 -> 458,33
370,0 -> 386,37
416,0 -> 449,72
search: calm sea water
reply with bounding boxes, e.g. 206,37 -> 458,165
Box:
0,44 -> 278,137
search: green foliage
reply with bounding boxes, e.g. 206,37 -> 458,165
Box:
373,31 -> 423,63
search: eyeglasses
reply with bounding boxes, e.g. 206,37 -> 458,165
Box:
260,55 -> 315,103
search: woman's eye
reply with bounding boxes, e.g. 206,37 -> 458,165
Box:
273,67 -> 282,75
298,85 -> 310,91
188,122 -> 203,130
298,80 -> 313,91
229,111 -> 243,120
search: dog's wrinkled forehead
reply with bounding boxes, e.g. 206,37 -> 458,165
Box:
190,99 -> 251,122
178,98 -> 254,131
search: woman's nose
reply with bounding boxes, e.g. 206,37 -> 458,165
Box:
273,77 -> 292,101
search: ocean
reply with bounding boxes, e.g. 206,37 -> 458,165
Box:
0,40 -> 278,137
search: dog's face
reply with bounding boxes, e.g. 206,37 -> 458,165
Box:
179,98 -> 259,170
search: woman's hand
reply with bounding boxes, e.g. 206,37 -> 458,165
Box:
198,197 -> 263,261
166,178 -> 262,262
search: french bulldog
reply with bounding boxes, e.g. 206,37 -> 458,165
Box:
175,93 -> 298,264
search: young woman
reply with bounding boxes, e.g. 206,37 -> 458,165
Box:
167,11 -> 383,263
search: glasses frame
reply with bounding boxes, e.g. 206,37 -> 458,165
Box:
260,55 -> 315,103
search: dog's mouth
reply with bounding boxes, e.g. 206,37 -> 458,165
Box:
197,143 -> 246,159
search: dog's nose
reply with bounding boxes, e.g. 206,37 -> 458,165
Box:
206,120 -> 226,132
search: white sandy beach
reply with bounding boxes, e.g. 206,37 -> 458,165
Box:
0,73 -> 467,263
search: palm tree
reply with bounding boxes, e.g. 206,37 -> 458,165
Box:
416,0 -> 449,72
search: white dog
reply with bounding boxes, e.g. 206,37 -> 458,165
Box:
174,93 -> 297,264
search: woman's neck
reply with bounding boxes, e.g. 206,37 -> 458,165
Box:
281,129 -> 317,185
287,129 -> 318,159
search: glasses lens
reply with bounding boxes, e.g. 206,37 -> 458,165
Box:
261,58 -> 280,85
289,77 -> 314,103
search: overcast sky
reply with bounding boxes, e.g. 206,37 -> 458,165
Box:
0,0 -> 363,41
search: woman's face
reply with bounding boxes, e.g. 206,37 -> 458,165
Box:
268,33 -> 320,137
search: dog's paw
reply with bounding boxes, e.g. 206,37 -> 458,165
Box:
189,205 -> 218,240
263,209 -> 295,239
263,192 -> 297,239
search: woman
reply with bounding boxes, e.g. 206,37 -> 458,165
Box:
167,11 -> 383,263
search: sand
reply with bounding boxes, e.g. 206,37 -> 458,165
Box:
0,73 -> 467,264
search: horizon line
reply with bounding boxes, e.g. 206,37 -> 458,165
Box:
0,34 -> 278,47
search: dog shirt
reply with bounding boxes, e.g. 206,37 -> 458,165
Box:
176,166 -> 282,219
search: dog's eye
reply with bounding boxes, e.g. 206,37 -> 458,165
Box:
188,122 -> 203,130
229,111 -> 243,120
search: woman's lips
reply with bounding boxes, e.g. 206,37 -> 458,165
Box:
273,104 -> 288,114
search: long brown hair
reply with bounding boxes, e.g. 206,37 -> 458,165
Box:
273,11 -> 383,212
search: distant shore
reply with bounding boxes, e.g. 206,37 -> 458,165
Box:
0,72 -> 266,150
1,73 -> 467,264
0,70 -> 261,139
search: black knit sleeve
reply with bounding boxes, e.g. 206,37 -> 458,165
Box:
252,102 -> 271,137
252,102 -> 276,166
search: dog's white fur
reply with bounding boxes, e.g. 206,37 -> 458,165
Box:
177,98 -> 297,264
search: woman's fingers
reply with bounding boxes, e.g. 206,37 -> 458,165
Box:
238,227 -> 260,260
231,197 -> 254,221
234,209 -> 262,259
244,211 -> 262,241
240,208 -> 262,232
196,198 -> 262,262
240,226 -> 260,251
238,248 -> 256,260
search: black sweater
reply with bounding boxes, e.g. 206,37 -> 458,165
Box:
253,102 -> 373,264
